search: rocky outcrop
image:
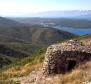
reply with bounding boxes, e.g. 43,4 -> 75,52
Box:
42,40 -> 91,75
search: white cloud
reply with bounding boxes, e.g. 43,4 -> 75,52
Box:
0,0 -> 61,16
0,0 -> 90,17
0,1 -> 58,16
0,3 -> 37,16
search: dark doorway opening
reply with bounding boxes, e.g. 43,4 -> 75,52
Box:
67,60 -> 76,71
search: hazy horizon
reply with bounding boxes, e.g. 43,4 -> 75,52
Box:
0,0 -> 91,17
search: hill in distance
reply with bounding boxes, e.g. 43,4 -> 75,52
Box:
11,17 -> 91,28
0,17 -> 76,46
0,17 -> 76,67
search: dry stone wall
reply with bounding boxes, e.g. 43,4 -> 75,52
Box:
42,40 -> 91,75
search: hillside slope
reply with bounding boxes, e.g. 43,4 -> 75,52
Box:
1,34 -> 90,84
0,17 -> 76,68
0,17 -> 76,48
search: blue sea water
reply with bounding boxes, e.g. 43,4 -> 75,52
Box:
54,26 -> 91,35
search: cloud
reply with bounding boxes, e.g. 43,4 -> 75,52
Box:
0,1 -> 57,16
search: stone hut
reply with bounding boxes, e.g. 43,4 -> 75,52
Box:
43,40 -> 91,75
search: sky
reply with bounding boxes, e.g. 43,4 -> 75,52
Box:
0,0 -> 91,17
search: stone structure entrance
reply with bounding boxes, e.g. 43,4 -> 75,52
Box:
67,60 -> 76,71
43,40 -> 91,75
